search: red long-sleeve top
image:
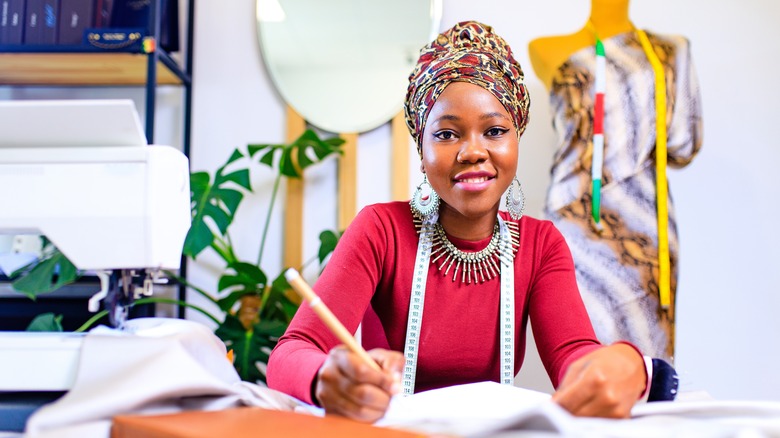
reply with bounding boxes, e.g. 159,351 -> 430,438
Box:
267,202 -> 601,404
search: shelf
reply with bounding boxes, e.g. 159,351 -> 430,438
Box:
0,52 -> 184,86
0,0 -> 195,318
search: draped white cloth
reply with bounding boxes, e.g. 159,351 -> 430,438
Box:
25,318 -> 301,438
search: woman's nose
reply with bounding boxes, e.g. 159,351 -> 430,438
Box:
457,136 -> 489,163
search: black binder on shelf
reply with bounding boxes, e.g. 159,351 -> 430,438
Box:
94,0 -> 111,27
107,0 -> 179,52
57,0 -> 93,45
0,0 -> 25,45
23,0 -> 58,45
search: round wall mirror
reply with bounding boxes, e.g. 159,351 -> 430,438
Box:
257,0 -> 442,134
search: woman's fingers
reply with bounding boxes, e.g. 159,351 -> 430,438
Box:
552,344 -> 645,419
318,377 -> 389,423
369,348 -> 404,394
553,367 -> 626,418
315,346 -> 402,422
552,361 -> 599,415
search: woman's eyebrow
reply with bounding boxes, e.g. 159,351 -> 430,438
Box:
431,114 -> 461,123
432,112 -> 509,124
481,111 -> 510,121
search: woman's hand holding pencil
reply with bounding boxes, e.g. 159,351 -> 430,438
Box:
285,269 -> 404,423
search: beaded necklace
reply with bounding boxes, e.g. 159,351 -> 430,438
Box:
588,22 -> 671,309
412,217 -> 520,284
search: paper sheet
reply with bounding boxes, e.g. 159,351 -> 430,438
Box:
376,381 -> 780,438
376,381 -> 571,437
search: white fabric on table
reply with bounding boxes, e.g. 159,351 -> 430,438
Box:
25,318 -> 302,438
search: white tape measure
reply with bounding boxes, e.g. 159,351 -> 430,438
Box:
402,214 -> 515,394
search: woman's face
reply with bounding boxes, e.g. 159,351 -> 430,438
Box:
421,81 -> 519,221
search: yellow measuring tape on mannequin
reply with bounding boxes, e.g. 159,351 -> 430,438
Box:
635,28 -> 671,309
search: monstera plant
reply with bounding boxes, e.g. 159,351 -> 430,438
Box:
10,129 -> 344,384
175,129 -> 344,383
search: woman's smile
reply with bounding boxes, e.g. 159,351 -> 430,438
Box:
453,170 -> 496,192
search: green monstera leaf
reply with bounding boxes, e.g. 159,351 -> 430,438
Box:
183,149 -> 251,259
263,272 -> 298,324
248,129 -> 344,178
216,261 -> 268,313
26,313 -> 64,331
317,230 -> 341,265
11,247 -> 79,298
215,313 -> 287,383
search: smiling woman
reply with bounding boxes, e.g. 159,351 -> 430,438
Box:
256,0 -> 442,134
266,21 -> 653,423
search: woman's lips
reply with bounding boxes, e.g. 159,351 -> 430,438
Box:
453,173 -> 495,192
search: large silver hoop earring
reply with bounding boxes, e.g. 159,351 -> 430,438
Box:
410,175 -> 440,221
505,176 -> 525,220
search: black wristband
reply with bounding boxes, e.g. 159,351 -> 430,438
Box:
648,358 -> 679,402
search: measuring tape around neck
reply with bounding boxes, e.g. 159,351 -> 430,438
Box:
401,214 -> 516,395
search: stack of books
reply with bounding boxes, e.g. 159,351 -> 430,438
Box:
0,0 -> 178,50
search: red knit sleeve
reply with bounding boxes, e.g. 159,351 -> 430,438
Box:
526,222 -> 602,388
266,206 -> 388,404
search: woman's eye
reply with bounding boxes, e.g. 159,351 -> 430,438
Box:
433,131 -> 455,140
486,127 -> 509,137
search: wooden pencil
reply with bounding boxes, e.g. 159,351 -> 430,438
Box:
285,268 -> 381,372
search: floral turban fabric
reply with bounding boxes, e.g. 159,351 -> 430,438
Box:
404,21 -> 530,158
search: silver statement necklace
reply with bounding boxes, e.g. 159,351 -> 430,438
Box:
402,210 -> 520,395
413,216 -> 520,284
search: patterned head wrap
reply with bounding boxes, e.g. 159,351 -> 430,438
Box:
405,21 -> 530,158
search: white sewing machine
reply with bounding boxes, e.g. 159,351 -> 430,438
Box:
0,100 -> 191,393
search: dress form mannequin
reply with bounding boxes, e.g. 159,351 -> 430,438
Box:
527,0 -> 703,361
528,0 -> 633,89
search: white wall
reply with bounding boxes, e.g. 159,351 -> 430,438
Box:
9,0 -> 775,402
